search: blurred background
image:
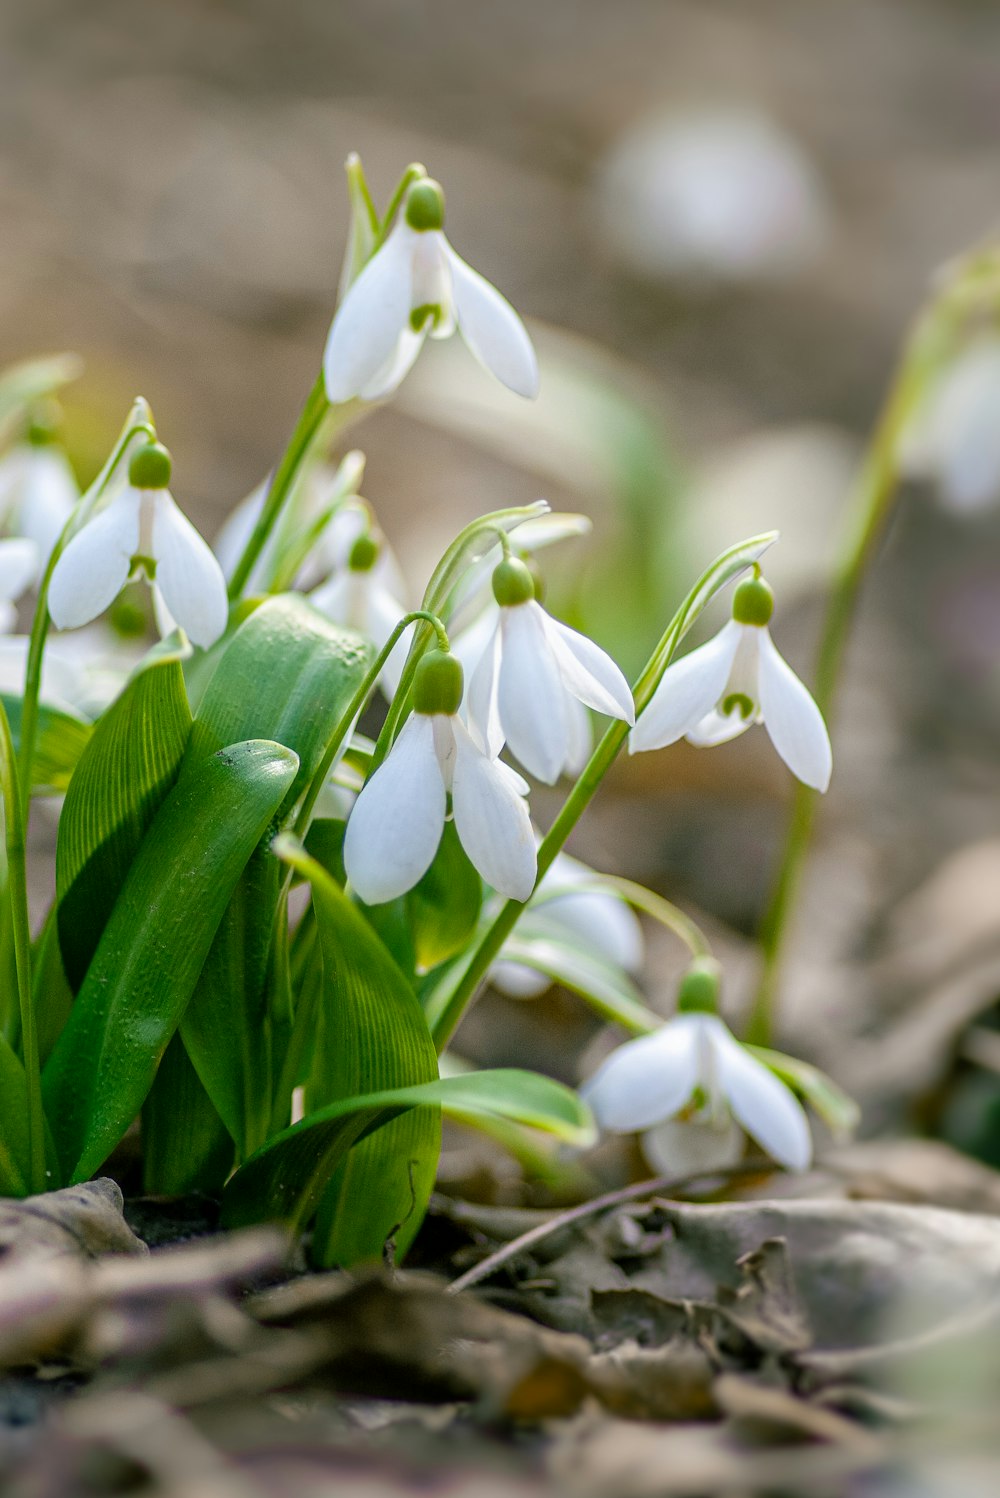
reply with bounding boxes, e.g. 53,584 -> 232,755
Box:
6,0 -> 1000,1166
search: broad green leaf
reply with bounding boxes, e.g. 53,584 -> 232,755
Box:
142,1033 -> 235,1194
406,822 -> 482,970
497,931 -> 659,1034
42,739 -> 298,1183
56,649 -> 192,990
279,839 -> 440,1266
31,905 -> 74,1067
177,595 -> 372,1157
1,696 -> 91,797
221,1068 -> 595,1233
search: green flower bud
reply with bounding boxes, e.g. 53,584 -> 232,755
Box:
414,648 -> 463,716
676,955 -> 723,1014
349,533 -> 379,572
128,441 -> 172,490
732,575 -> 774,627
404,179 -> 445,232
492,556 -> 535,608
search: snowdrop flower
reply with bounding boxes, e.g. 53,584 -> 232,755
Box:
468,557 -> 634,783
0,539 -> 41,634
0,433 -> 78,574
902,339 -> 1000,514
323,177 -> 539,404
310,529 -> 409,695
344,647 -> 536,904
49,441 -> 228,649
492,848 -> 644,999
582,958 -> 812,1171
630,571 -> 832,792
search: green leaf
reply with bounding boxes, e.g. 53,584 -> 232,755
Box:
406,822 -> 483,970
1,696 -> 91,797
177,595 -> 372,1157
498,931 -> 660,1034
221,1068 -> 594,1233
276,839 -> 440,1267
142,1033 -> 235,1194
42,738 -> 299,1184
56,649 -> 192,991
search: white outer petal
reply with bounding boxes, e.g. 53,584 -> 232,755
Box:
15,448 -> 78,566
450,716 -> 536,900
641,1115 -> 744,1176
323,223 -> 414,403
490,960 -> 551,999
756,628 -> 832,792
545,890 -> 644,975
151,491 -> 229,649
562,689 -> 593,775
0,539 -> 40,602
541,612 -> 635,723
708,1020 -> 813,1170
581,1015 -> 703,1132
466,620 -> 504,757
343,713 -> 445,903
358,326 -> 426,401
497,602 -> 568,783
48,490 -> 141,630
630,619 -> 743,753
213,480 -> 273,590
446,244 -> 539,398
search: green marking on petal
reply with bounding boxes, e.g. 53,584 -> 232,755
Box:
722,692 -> 755,721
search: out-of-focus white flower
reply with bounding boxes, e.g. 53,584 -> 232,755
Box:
492,848 -> 644,999
582,963 -> 812,1172
0,539 -> 41,634
344,648 -> 535,904
49,441 -> 228,649
630,572 -> 831,792
596,107 -> 829,285
467,557 -> 633,783
310,528 -> 409,696
323,177 -> 539,404
902,340 -> 1000,514
0,442 -> 78,574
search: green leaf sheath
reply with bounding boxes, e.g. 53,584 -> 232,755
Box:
221,1069 -> 595,1234
177,596 -> 372,1156
55,653 -> 192,991
42,740 -> 298,1184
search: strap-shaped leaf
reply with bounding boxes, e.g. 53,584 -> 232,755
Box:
278,840 -> 440,1267
177,595 -> 372,1156
56,649 -> 192,991
222,1068 -> 594,1233
42,739 -> 298,1183
498,931 -> 659,1034
1,696 -> 91,797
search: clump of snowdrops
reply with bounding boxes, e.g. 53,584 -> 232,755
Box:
0,152 -> 988,1266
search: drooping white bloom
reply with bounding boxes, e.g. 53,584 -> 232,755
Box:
467,558 -> 634,784
901,339 -> 1000,514
48,441 -> 228,649
344,649 -> 536,905
309,524 -> 409,695
492,848 -> 644,999
630,572 -> 831,792
582,1009 -> 812,1172
0,442 -> 78,574
323,177 -> 539,404
0,539 -> 41,634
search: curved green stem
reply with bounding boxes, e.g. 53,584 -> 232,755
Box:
0,700 -> 43,1191
533,874 -> 712,959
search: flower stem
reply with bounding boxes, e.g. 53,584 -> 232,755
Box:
747,272 -> 984,1046
0,699 -> 44,1192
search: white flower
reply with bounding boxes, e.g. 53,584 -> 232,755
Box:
902,339 -> 1000,514
467,558 -> 634,784
323,177 -> 539,404
582,1010 -> 812,1172
630,573 -> 831,792
0,443 -> 78,574
48,442 -> 228,649
309,520 -> 409,696
344,649 -> 536,905
492,848 -> 644,999
0,539 -> 41,633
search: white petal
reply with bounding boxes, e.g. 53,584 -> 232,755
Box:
581,1016 -> 702,1132
466,622 -> 504,757
630,619 -> 742,753
562,689 -> 593,775
541,611 -> 635,724
323,224 -> 414,404
0,603 -> 16,635
365,581 -> 410,696
756,628 -> 832,792
709,1021 -> 813,1170
490,960 -> 551,999
214,480 -> 269,586
358,327 -> 426,402
343,713 -> 445,903
497,603 -> 569,783
685,706 -> 755,747
641,1115 -> 744,1176
14,449 -> 78,567
151,492 -> 229,649
446,245 -> 539,398
0,539 -> 40,602
48,491 -> 141,630
450,717 -> 536,900
545,889 -> 644,974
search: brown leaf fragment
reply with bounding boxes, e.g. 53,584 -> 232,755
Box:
715,1239 -> 811,1356
0,1179 -> 146,1264
713,1372 -> 883,1454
